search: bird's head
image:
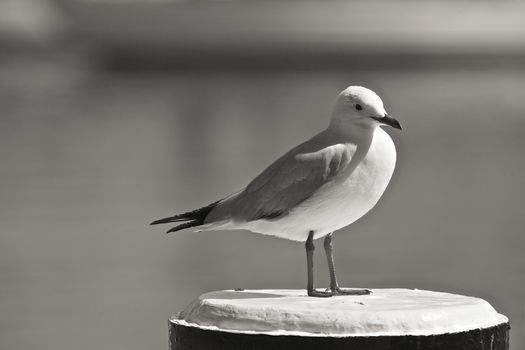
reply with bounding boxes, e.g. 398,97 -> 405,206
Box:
330,86 -> 401,132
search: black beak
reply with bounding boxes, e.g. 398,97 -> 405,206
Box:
372,114 -> 402,130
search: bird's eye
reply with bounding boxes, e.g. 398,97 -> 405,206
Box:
355,104 -> 363,111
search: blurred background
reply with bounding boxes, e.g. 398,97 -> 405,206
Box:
0,0 -> 524,349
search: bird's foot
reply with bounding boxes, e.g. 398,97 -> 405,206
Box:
307,288 -> 334,298
307,287 -> 371,297
329,287 -> 372,296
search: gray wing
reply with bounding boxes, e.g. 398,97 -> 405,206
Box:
230,142 -> 355,221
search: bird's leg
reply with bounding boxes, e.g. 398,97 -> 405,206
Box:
324,233 -> 339,291
306,231 -> 332,297
323,233 -> 371,296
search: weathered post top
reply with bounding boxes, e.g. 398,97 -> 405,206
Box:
169,288 -> 509,350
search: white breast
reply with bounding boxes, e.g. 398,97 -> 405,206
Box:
302,128 -> 396,239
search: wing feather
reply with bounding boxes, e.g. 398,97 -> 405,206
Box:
230,139 -> 355,222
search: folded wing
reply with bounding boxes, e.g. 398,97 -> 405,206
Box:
230,142 -> 355,222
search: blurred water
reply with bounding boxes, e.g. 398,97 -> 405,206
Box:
0,54 -> 523,349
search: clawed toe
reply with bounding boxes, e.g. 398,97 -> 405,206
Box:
333,287 -> 371,296
307,289 -> 334,297
308,288 -> 371,297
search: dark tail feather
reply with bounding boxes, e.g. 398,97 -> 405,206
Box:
166,220 -> 200,233
150,200 -> 220,233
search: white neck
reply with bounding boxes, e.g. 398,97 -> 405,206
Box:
328,117 -> 376,145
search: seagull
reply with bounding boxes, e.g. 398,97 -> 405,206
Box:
151,86 -> 401,297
